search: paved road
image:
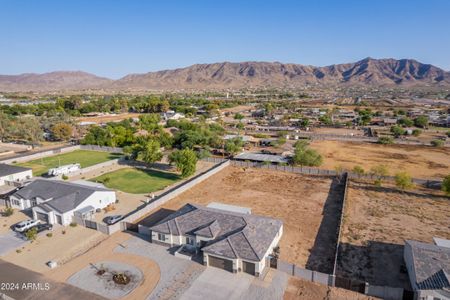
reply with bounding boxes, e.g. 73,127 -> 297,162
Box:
0,231 -> 27,256
0,260 -> 107,300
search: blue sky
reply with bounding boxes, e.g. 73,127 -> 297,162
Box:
1,0 -> 449,78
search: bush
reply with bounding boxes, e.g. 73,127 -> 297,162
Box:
2,207 -> 14,217
431,139 -> 444,147
62,174 -> 69,180
69,222 -> 77,227
25,227 -> 38,241
46,232 -> 53,238
62,230 -> 66,235
412,129 -> 421,137
442,174 -> 450,196
395,172 -> 414,190
378,136 -> 394,144
352,165 -> 365,176
16,249 -> 22,254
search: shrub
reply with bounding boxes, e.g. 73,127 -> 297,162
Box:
25,227 -> 38,241
431,139 -> 444,147
46,232 -> 53,238
352,165 -> 365,176
16,249 -> 22,254
62,174 -> 69,180
412,129 -> 421,137
2,207 -> 14,217
378,136 -> 394,144
442,174 -> 450,196
395,172 -> 414,190
62,230 -> 66,234
69,222 -> 77,227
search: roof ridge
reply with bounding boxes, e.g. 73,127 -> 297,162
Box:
226,237 -> 238,258
241,229 -> 261,260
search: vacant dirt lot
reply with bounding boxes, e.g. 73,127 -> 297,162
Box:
143,166 -> 344,272
338,181 -> 450,288
284,277 -> 377,300
76,112 -> 142,124
310,140 -> 450,179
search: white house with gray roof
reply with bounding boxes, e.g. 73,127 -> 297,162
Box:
149,203 -> 283,277
404,239 -> 450,300
0,164 -> 32,186
9,179 -> 116,225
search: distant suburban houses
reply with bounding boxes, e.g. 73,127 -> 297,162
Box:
150,203 -> 283,277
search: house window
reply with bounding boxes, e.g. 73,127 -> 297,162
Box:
158,233 -> 166,241
186,237 -> 195,245
12,199 -> 21,206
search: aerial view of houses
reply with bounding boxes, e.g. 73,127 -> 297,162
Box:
1,1 -> 450,300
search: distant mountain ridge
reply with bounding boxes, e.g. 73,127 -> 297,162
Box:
1,58 -> 449,92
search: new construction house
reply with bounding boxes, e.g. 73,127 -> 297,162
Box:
149,203 -> 283,277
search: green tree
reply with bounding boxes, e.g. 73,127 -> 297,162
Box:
234,113 -> 244,121
169,149 -> 198,178
414,115 -> 429,128
395,171 -> 414,190
51,123 -> 73,141
141,139 -> 163,164
378,136 -> 394,144
398,117 -> 413,127
292,140 -> 323,167
224,137 -> 244,156
370,165 -> 389,186
412,129 -> 422,137
390,125 -> 405,138
442,174 -> 450,196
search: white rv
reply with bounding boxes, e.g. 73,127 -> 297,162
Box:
47,163 -> 81,176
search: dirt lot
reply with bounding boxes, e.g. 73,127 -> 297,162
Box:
141,166 -> 344,272
76,112 -> 142,124
311,127 -> 365,136
338,181 -> 450,288
310,140 -> 450,179
284,277 -> 377,300
3,225 -> 105,273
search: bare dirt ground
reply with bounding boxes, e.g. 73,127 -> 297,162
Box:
338,181 -> 450,288
76,112 -> 142,124
310,140 -> 450,179
284,277 -> 378,300
3,225 -> 105,273
311,127 -> 365,136
142,166 -> 344,272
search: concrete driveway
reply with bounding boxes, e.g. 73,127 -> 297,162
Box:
0,231 -> 27,256
180,268 -> 254,300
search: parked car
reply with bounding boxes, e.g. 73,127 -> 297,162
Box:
14,219 -> 40,233
29,223 -> 53,234
104,215 -> 123,225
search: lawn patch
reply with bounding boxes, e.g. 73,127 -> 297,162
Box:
17,150 -> 122,176
91,168 -> 180,194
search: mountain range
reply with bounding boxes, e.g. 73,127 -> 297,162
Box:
1,58 -> 449,92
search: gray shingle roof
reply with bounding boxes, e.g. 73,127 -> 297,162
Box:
13,179 -> 111,213
0,164 -> 31,177
406,240 -> 450,290
150,203 -> 282,262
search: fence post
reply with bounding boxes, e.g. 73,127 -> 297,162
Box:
292,264 -> 295,276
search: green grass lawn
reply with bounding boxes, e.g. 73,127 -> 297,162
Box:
16,150 -> 122,176
91,168 -> 180,194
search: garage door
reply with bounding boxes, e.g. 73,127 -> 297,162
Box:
242,261 -> 255,275
35,212 -> 48,223
208,255 -> 233,272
